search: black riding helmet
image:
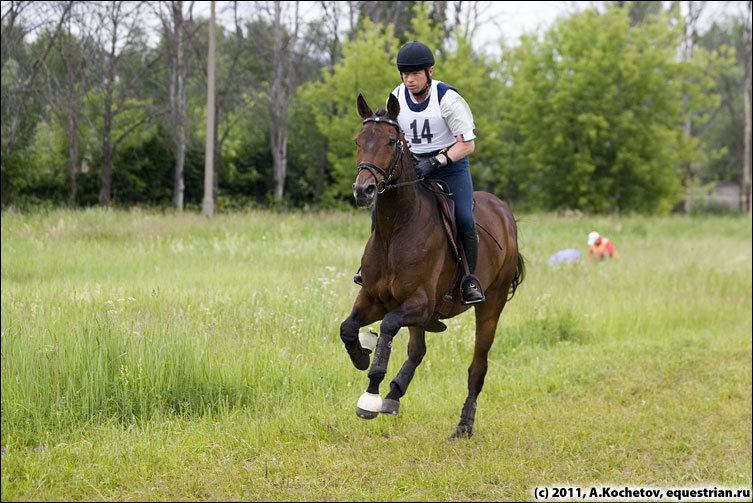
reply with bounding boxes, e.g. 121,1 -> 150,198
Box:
397,41 -> 435,72
396,41 -> 434,96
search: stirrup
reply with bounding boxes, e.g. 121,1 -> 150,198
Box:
460,275 -> 485,305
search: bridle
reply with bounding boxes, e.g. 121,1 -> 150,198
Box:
356,116 -> 406,194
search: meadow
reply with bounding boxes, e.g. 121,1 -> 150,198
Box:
1,208 -> 751,501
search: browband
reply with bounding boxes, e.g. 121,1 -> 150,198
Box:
363,116 -> 401,130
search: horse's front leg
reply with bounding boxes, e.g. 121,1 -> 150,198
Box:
340,289 -> 385,371
380,326 -> 426,415
356,299 -> 429,419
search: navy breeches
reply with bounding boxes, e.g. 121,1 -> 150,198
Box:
429,156 -> 475,234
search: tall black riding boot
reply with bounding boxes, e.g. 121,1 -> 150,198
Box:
459,228 -> 485,304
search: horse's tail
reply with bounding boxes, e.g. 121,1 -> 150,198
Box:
507,252 -> 526,301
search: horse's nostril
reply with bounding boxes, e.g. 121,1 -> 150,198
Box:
365,184 -> 375,195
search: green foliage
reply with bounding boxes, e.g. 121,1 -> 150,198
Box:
494,5 -> 713,213
0,3 -> 746,214
696,17 -> 748,184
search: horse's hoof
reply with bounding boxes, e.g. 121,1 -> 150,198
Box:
450,426 -> 473,440
356,407 -> 379,419
356,392 -> 382,420
423,320 -> 447,332
380,398 -> 400,415
348,347 -> 371,371
354,349 -> 371,371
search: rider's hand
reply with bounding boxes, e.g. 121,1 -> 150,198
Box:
414,156 -> 443,179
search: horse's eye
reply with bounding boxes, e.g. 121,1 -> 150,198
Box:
388,138 -> 397,145
354,139 -> 359,146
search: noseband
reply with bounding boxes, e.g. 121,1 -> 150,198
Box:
357,116 -> 404,194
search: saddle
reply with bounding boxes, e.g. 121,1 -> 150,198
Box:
421,181 -> 478,331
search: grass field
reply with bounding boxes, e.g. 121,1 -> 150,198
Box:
1,208 -> 751,501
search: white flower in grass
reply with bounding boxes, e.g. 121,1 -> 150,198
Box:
105,300 -> 113,305
128,297 -> 136,302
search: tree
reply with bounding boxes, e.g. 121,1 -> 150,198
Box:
298,18 -> 399,205
692,3 -> 750,214
156,0 -> 190,210
91,0 -> 161,206
188,1 -> 264,211
43,1 -> 98,206
202,0 -> 216,217
742,0 -> 751,214
1,1 -> 72,204
269,0 -> 296,202
356,0 -> 417,42
494,5 -> 718,213
681,1 -> 705,214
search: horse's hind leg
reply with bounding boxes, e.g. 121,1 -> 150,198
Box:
381,327 -> 427,415
453,295 -> 507,439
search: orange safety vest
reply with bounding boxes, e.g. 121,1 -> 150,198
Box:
589,238 -> 617,259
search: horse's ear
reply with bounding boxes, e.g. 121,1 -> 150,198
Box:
386,93 -> 400,121
357,93 -> 373,120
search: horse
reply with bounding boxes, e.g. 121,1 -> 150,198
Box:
339,93 -> 525,438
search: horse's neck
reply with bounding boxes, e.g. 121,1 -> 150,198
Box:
372,144 -> 428,241
373,183 -> 426,242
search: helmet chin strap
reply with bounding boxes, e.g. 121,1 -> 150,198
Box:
410,70 -> 432,97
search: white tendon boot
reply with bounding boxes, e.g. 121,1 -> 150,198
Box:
356,330 -> 381,419
358,330 -> 378,353
356,392 -> 382,420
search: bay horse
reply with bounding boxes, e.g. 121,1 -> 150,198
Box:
339,93 -> 525,438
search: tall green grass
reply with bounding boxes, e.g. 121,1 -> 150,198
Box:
1,208 -> 751,501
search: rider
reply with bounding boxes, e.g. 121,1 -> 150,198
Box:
354,40 -> 484,305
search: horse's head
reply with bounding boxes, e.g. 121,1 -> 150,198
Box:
352,93 -> 406,207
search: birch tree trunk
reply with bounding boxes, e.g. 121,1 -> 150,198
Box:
202,0 -> 216,217
99,37 -> 116,206
742,0 -> 752,215
270,0 -> 298,202
682,1 -> 703,214
271,0 -> 286,202
171,1 -> 187,210
62,6 -> 80,206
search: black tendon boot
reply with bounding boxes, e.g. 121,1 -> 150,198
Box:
459,228 -> 485,304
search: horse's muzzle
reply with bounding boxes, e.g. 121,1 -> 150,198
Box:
353,181 -> 377,207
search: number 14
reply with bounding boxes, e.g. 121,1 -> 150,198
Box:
409,119 -> 433,144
